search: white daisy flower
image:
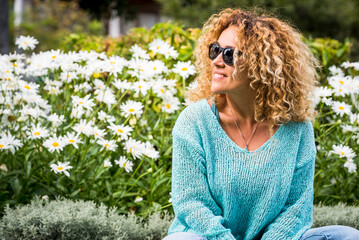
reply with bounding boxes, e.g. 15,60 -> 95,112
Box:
316,86 -> 333,98
73,119 -> 93,136
48,113 -> 65,127
115,156 -> 134,173
143,141 -> 160,160
331,101 -> 352,117
342,124 -> 359,133
130,44 -> 150,59
344,159 -> 357,173
108,123 -> 133,140
15,35 -> 39,50
162,95 -> 180,113
120,100 -> 144,118
50,161 -> 73,177
43,135 -> 65,153
95,89 -> 116,108
112,79 -> 132,92
62,132 -> 83,149
149,39 -> 169,55
0,132 -> 23,154
91,126 -> 106,139
104,159 -> 113,168
98,110 -> 115,123
134,196 -> 143,203
93,79 -> 106,90
328,66 -> 344,76
132,80 -> 151,96
18,80 -> 40,94
71,94 -> 95,111
331,144 -> 356,159
163,46 -> 178,59
172,61 -> 196,78
97,139 -> 118,152
28,123 -> 49,139
124,138 -> 145,159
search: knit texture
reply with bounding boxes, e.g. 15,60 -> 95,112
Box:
168,99 -> 316,240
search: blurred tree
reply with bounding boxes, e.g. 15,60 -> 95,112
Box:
156,0 -> 359,50
0,0 -> 10,54
71,0 -> 137,35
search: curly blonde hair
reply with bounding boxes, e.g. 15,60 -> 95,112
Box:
187,8 -> 319,130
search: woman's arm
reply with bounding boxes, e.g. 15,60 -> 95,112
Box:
261,121 -> 316,240
170,111 -> 236,240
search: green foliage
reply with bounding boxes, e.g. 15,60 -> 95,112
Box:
304,37 -> 351,81
156,0 -> 359,46
0,197 -> 172,240
11,0 -> 103,52
0,198 -> 358,240
60,22 -> 201,62
313,203 -> 359,229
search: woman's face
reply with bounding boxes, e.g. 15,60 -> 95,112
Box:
211,25 -> 249,94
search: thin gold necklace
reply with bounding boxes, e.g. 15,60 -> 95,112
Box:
229,107 -> 259,151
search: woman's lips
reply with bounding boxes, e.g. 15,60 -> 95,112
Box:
213,73 -> 227,80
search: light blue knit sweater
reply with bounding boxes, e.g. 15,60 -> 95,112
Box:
168,99 -> 316,240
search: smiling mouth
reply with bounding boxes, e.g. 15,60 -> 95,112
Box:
214,73 -> 227,78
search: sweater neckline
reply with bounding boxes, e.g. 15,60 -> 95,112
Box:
202,99 -> 284,154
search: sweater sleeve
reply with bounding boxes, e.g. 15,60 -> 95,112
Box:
170,112 -> 236,240
261,121 -> 316,240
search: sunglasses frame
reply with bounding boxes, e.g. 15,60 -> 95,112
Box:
208,43 -> 242,66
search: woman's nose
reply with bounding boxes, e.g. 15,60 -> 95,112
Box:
211,52 -> 225,67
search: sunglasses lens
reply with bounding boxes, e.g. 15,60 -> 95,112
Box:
209,44 -> 220,60
223,48 -> 234,65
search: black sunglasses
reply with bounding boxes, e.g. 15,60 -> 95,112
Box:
208,43 -> 242,66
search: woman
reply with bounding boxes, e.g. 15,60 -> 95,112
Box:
163,8 -> 359,240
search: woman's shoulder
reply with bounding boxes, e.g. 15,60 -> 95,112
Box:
176,99 -> 209,121
172,99 -> 210,132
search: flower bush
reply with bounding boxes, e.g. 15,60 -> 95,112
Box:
0,23 -> 358,217
0,35 -> 196,215
313,62 -> 359,205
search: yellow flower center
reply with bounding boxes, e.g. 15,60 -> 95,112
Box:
57,166 -> 64,170
157,46 -> 160,50
138,86 -> 142,89
0,144 -> 4,148
166,104 -> 171,109
181,67 -> 188,71
24,42 -> 28,45
122,163 -> 126,167
129,108 -> 135,112
340,151 -> 345,156
153,67 -> 157,70
118,129 -> 124,133
67,75 -> 71,78
13,64 -> 18,67
93,72 -> 101,78
339,89 -> 343,92
52,142 -> 59,147
160,89 -> 165,93
110,61 -> 115,64
69,140 -> 75,143
339,106 -> 344,110
52,56 -> 56,59
79,101 -> 84,104
52,88 -> 57,92
34,132 -> 40,136
6,70 -> 10,73
105,144 -> 110,147
339,80 -> 344,85
24,85 -> 30,90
